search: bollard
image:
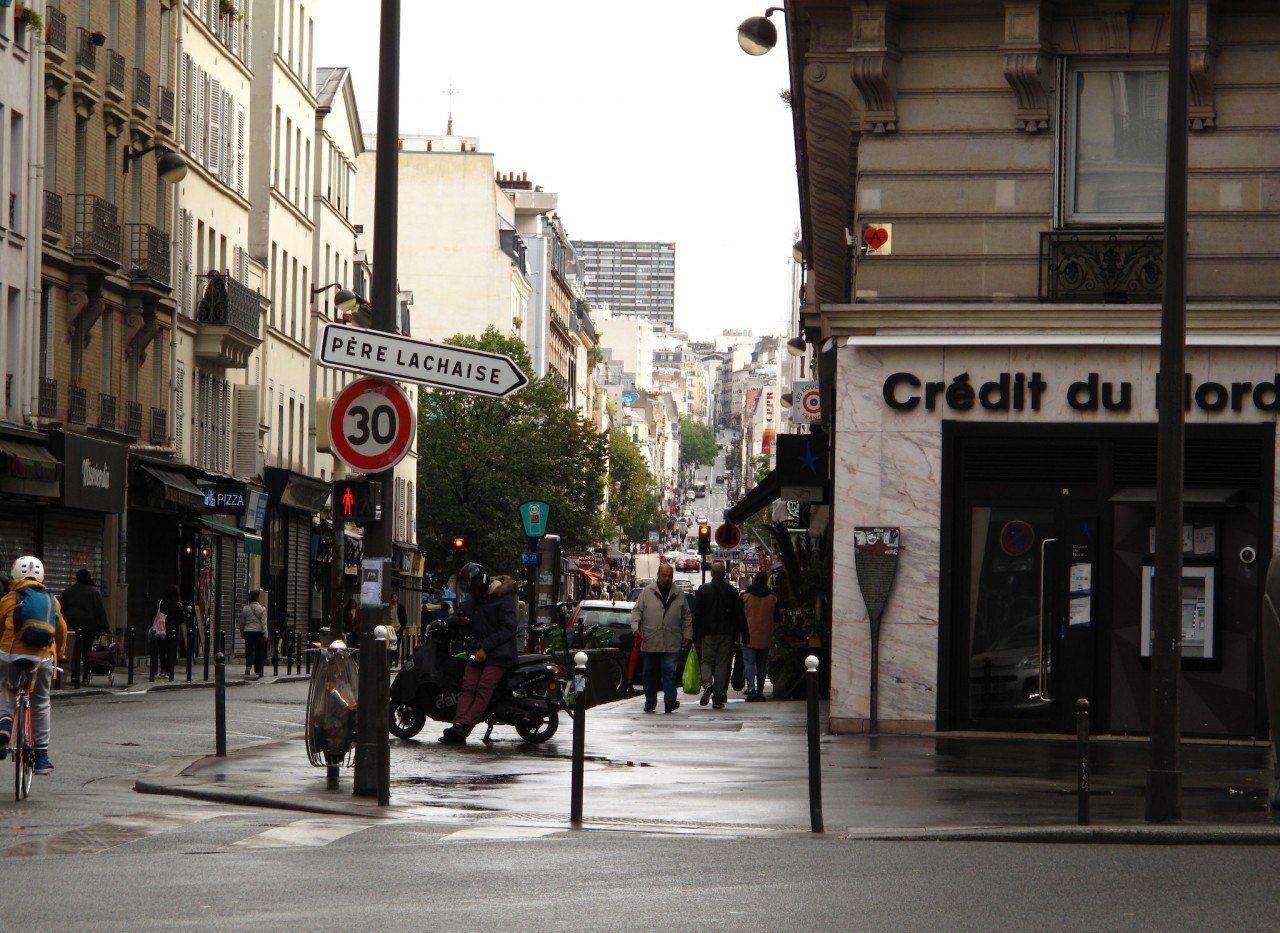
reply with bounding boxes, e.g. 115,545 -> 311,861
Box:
1076,698 -> 1091,826
273,629 -> 280,677
71,628 -> 81,690
374,626 -> 391,807
127,626 -> 135,687
214,651 -> 227,757
806,655 -> 824,834
202,616 -> 210,682
305,634 -> 312,675
186,630 -> 193,682
570,650 -> 588,826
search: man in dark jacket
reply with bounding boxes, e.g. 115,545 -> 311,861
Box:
693,561 -> 748,709
440,563 -> 520,744
59,569 -> 110,684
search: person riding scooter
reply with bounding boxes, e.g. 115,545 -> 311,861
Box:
439,562 -> 520,745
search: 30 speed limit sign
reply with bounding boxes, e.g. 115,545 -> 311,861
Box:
329,377 -> 414,472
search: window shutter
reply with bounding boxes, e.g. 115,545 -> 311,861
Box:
195,69 -> 206,165
175,208 -> 186,311
236,105 -> 246,196
175,362 -> 186,456
245,0 -> 253,70
183,210 -> 194,316
209,79 -> 222,179
178,54 -> 188,150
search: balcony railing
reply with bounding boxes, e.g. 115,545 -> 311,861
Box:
98,393 -> 117,429
125,400 -> 144,437
68,386 -> 87,424
1039,230 -> 1164,304
107,50 -> 127,95
150,406 -> 167,444
72,194 -> 122,266
46,6 -> 67,57
133,68 -> 151,112
197,271 -> 261,342
127,224 -> 171,288
75,28 -> 98,74
157,85 -> 176,130
7,192 -> 15,231
43,190 -> 62,241
38,377 -> 57,420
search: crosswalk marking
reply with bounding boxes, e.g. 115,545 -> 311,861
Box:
231,817 -> 380,849
438,824 -> 563,843
0,812 -> 216,859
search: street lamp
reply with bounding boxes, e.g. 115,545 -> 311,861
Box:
792,239 -> 805,263
780,391 -> 794,408
737,7 -> 783,56
786,337 -> 807,357
122,145 -> 189,183
312,282 -> 359,313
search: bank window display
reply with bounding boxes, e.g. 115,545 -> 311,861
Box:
1064,63 -> 1168,224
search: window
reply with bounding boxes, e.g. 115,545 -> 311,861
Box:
1064,63 -> 1168,225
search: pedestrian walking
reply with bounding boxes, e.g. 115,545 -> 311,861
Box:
693,560 -> 748,709
629,563 -> 692,714
741,571 -> 779,702
150,585 -> 184,682
239,590 -> 268,678
59,569 -> 109,684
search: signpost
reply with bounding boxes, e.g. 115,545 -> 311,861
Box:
328,377 -> 414,474
519,500 -> 551,649
319,322 -> 528,398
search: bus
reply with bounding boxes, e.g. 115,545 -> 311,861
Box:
692,481 -> 707,498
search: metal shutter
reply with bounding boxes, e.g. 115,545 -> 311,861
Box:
42,510 -> 104,597
0,507 -> 38,571
287,513 -> 310,631
218,534 -> 236,651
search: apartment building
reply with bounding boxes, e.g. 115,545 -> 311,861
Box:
576,240 -> 675,328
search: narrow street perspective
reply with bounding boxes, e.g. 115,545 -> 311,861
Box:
1,0 -> 1280,931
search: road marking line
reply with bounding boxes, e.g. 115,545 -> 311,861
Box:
437,824 -> 562,843
231,817 -> 378,849
0,811 -> 216,858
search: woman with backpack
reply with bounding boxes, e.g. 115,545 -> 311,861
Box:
239,590 -> 268,678
150,585 -> 185,682
0,556 -> 67,775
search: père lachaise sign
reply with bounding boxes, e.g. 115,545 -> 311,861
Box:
882,371 -> 1280,415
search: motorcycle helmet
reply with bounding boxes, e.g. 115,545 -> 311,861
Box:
11,556 -> 44,584
458,562 -> 489,591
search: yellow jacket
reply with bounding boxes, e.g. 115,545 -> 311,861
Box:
0,579 -> 68,664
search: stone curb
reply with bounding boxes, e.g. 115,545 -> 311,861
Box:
51,673 -> 310,702
843,824 -> 1280,846
134,778 -> 389,818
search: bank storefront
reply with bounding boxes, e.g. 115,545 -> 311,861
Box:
833,341 -> 1279,740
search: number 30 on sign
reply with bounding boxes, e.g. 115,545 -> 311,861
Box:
329,377 -> 414,473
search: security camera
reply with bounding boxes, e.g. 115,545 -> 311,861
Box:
1240,546 -> 1257,565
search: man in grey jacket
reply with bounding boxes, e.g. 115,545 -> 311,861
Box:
629,563 -> 693,713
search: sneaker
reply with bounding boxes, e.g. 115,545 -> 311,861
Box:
665,701 -> 681,713
643,704 -> 657,713
33,749 -> 53,774
438,728 -> 466,746
699,688 -> 712,707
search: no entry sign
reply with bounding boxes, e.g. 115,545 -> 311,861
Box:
329,377 -> 414,473
714,522 -> 742,549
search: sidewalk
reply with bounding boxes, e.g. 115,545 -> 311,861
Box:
135,691 -> 1280,842
53,670 -> 310,702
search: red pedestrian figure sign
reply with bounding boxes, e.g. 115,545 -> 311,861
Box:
342,487 -> 355,515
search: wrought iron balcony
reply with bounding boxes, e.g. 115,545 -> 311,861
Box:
75,28 -> 98,75
98,393 -> 117,429
127,224 -> 171,289
195,271 -> 262,368
1039,230 -> 1164,304
46,6 -> 67,59
38,377 -> 57,420
7,192 -> 15,231
125,400 -> 144,437
68,386 -> 88,424
150,406 -> 168,444
72,194 -> 122,266
43,190 -> 62,243
106,50 -> 127,97
157,85 -> 176,131
133,68 -> 151,112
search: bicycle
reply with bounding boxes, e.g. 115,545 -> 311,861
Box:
7,660 -> 59,801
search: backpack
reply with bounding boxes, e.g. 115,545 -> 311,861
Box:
14,587 -> 57,649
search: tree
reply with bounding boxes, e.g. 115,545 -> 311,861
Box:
607,428 -> 663,541
415,328 -> 608,577
679,417 -> 716,470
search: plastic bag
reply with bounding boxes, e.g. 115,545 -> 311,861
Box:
682,647 -> 701,695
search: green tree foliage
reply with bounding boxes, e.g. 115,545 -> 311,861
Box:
416,328 -> 608,576
679,417 -> 716,469
607,428 -> 663,541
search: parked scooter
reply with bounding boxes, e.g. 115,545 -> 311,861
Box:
389,617 -> 565,743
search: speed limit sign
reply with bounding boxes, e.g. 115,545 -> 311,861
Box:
329,377 -> 414,472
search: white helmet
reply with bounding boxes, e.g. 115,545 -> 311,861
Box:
11,556 -> 44,584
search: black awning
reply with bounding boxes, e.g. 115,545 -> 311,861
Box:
1110,486 -> 1243,507
266,466 -> 331,513
0,437 -> 60,499
725,469 -> 781,525
138,463 -> 206,510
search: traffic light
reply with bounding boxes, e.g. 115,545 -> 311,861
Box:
452,536 -> 467,554
697,523 -> 712,556
333,479 -> 380,523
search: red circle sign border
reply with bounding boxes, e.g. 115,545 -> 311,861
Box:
715,522 -> 743,549
330,376 -> 413,473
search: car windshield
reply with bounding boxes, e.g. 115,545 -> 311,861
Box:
576,607 -> 632,627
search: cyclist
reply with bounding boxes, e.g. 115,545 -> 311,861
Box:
0,556 -> 67,774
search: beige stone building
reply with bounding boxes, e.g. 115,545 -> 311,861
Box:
778,0 -> 1280,740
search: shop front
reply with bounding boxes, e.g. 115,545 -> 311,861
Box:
0,426 -> 60,566
45,431 -> 128,603
833,342 -> 1279,741
264,467 -> 330,642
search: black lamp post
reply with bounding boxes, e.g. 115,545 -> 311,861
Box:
311,282 -> 360,313
123,145 -> 189,182
737,7 -> 783,56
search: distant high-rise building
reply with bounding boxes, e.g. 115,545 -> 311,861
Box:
577,241 -> 676,327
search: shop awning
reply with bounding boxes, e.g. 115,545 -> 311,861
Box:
725,469 -> 781,525
0,436 -> 60,499
139,463 -> 205,511
200,517 -> 263,556
1109,487 -> 1244,507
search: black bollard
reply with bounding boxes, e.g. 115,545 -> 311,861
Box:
570,651 -> 587,826
272,629 -> 280,677
202,615 -> 210,682
127,626 -> 135,687
215,651 -> 227,757
1077,698 -> 1091,826
806,655 -> 824,834
375,628 -> 391,807
71,627 -> 81,690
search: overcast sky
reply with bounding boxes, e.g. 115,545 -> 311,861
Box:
315,0 -> 798,342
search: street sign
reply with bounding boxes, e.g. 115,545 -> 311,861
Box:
329,377 -> 414,473
318,322 -> 528,398
790,380 -> 821,425
519,499 -> 551,538
714,522 -> 743,549
521,551 -> 542,567
621,391 -> 639,406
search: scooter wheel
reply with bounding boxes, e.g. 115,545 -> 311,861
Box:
516,710 -> 559,744
389,702 -> 426,739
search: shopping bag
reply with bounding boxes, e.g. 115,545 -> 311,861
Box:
682,647 -> 701,695
730,646 -> 745,692
626,634 -> 642,684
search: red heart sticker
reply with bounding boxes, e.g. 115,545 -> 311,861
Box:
864,226 -> 888,251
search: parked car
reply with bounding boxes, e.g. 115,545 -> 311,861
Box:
570,600 -> 637,655
679,556 -> 701,572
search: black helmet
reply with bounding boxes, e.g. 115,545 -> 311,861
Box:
458,562 -> 489,590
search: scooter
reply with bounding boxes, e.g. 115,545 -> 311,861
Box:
389,618 -> 565,744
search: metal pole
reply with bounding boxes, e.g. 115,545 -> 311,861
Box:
525,537 -> 537,653
1147,0 -> 1189,825
570,651 -> 587,825
186,619 -> 193,682
214,650 -> 226,757
375,626 -> 391,807
355,0 -> 401,798
71,627 -> 81,689
806,655 -> 824,833
202,607 -> 210,681
127,625 -> 135,687
1077,698 -> 1091,826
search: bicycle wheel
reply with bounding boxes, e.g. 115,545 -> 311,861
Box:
13,701 -> 29,801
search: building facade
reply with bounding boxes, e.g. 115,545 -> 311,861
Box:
576,239 -> 675,327
785,0 -> 1280,740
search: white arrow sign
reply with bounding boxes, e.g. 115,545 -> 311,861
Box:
318,322 -> 529,398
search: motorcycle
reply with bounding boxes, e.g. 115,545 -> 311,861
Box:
389,617 -> 565,744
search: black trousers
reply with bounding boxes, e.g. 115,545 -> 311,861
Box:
149,633 -> 176,680
243,631 -> 267,676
